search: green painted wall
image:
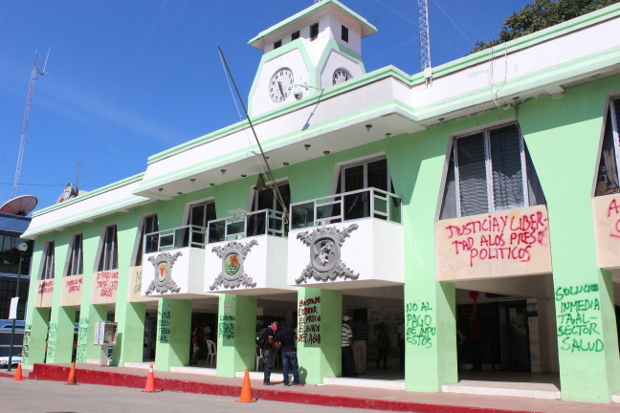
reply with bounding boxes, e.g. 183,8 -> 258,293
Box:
296,288 -> 342,383
21,307 -> 49,368
518,74 -> 620,402
46,306 -> 76,363
216,294 -> 256,377
385,111 -> 464,392
155,298 -> 191,371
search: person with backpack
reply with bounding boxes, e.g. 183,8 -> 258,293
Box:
257,321 -> 278,385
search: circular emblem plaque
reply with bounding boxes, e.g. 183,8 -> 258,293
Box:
311,236 -> 340,273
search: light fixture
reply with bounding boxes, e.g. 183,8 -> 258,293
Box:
438,117 -> 445,122
221,169 -> 226,174
241,174 -> 247,178
385,133 -> 391,138
304,144 -> 311,150
323,151 -> 330,155
365,124 -> 372,131
177,192 -> 183,195
283,162 -> 289,166
158,188 -> 163,193
293,82 -> 325,100
190,178 -> 196,183
210,183 -> 215,187
254,174 -> 269,192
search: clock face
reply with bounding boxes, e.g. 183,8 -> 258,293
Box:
269,68 -> 295,102
333,68 -> 352,85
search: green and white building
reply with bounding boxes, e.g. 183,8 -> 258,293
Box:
20,0 -> 620,404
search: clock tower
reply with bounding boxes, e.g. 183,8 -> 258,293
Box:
247,0 -> 377,118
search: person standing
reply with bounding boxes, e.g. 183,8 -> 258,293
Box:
274,321 -> 302,386
261,321 -> 278,385
470,313 -> 483,372
341,315 -> 356,377
397,322 -> 405,369
352,317 -> 369,375
376,322 -> 390,369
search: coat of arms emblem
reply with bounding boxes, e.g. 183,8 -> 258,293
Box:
145,252 -> 182,295
210,240 -> 258,290
296,224 -> 359,284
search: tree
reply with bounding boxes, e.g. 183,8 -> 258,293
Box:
471,0 -> 619,53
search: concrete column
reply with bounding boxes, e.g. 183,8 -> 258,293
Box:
216,294 -> 256,377
296,288 -> 342,384
554,269 -> 620,401
154,297 -> 191,371
76,304 -> 107,363
46,306 -> 77,363
404,281 -> 457,392
114,301 -> 146,366
21,307 -> 50,368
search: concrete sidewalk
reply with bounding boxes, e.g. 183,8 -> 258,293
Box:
1,364 -> 619,413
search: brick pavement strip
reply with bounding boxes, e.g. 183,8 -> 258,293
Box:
2,364 -> 619,413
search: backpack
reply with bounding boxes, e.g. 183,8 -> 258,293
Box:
256,327 -> 269,348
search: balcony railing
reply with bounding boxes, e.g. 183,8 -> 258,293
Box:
144,225 -> 207,253
208,209 -> 287,243
290,187 -> 402,230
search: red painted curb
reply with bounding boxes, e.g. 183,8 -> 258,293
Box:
28,364 -> 541,413
0,371 -> 18,379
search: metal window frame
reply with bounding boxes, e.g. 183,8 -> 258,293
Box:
611,100 -> 620,179
251,179 -> 290,213
339,157 -> 392,194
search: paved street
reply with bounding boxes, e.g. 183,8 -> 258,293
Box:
0,378 -> 396,413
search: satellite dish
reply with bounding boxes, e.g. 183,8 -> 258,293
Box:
57,182 -> 78,203
0,195 -> 39,216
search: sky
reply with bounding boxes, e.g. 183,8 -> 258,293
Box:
0,0 -> 533,212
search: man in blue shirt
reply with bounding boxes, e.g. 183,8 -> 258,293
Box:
274,321 -> 302,386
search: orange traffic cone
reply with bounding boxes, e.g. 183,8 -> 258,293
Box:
141,364 -> 160,393
235,369 -> 256,403
12,361 -> 23,381
65,362 -> 78,385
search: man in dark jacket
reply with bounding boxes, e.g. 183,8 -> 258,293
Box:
274,321 -> 302,386
262,321 -> 278,385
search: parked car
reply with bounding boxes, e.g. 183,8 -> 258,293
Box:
0,356 -> 20,369
0,319 -> 25,358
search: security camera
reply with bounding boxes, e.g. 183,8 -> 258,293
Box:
294,86 -> 304,100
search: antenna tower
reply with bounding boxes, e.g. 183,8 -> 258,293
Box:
418,0 -> 432,83
12,49 -> 50,197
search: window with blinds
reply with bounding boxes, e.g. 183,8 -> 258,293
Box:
66,234 -> 83,276
440,123 -> 545,219
98,225 -> 118,271
135,214 -> 159,266
41,241 -> 55,280
595,98 -> 620,196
